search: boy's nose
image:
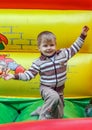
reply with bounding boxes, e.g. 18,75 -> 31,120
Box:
47,46 -> 51,49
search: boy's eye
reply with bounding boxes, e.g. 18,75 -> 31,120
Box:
43,44 -> 54,47
43,45 -> 48,47
50,44 -> 54,46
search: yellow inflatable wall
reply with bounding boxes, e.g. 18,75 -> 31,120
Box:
0,9 -> 92,98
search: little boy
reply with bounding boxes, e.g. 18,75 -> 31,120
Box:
4,26 -> 89,120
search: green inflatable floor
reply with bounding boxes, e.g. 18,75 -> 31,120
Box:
0,97 -> 91,124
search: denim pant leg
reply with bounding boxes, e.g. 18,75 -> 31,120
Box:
39,87 -> 63,120
58,95 -> 64,118
50,94 -> 64,118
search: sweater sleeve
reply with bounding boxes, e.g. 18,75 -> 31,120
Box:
14,62 -> 40,81
64,34 -> 87,60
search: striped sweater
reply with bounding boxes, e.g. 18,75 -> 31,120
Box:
14,34 -> 86,89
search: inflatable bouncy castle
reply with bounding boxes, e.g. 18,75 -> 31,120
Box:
0,0 -> 92,129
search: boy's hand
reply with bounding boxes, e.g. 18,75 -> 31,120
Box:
81,26 -> 89,36
3,73 -> 15,80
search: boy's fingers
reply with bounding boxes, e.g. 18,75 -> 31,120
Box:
6,68 -> 10,74
83,26 -> 89,31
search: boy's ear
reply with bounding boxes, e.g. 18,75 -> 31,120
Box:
38,46 -> 41,51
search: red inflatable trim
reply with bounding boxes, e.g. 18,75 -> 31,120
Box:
0,118 -> 92,130
0,0 -> 92,10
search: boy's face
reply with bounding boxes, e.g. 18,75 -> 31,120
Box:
38,40 -> 56,57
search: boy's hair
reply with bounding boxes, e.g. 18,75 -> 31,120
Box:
37,31 -> 56,46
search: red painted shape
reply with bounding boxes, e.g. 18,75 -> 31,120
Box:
0,34 -> 8,45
